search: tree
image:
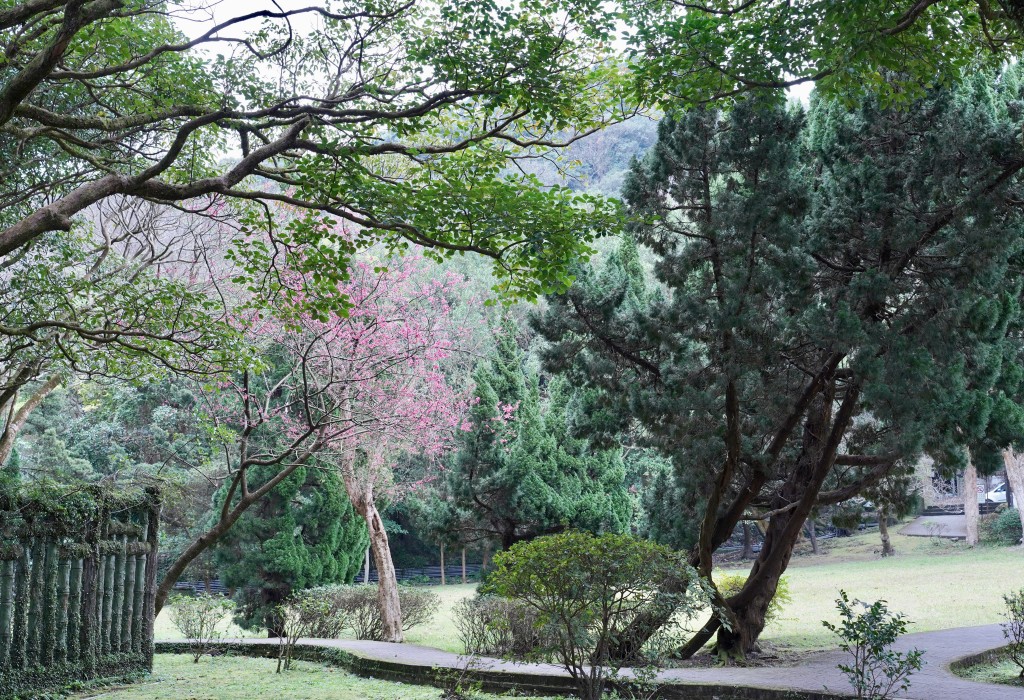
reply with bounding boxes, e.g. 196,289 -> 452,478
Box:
157,248 -> 470,645
214,460 -> 367,636
422,317 -> 631,551
0,0 -> 626,302
535,74 -> 1024,659
0,198 -> 239,468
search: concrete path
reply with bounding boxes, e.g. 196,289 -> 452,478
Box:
901,514 -> 968,538
166,624 -> 1020,699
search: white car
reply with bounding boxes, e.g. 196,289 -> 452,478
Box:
978,482 -> 1008,504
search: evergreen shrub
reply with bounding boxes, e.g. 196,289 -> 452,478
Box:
982,508 -> 1023,545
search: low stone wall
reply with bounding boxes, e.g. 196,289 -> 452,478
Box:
949,644 -> 1011,674
154,641 -> 851,700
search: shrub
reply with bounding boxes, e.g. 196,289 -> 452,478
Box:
454,594 -> 545,657
982,508 -> 1023,546
167,593 -> 235,663
276,590 -> 337,672
486,531 -> 709,700
715,573 -> 791,626
822,590 -> 923,699
301,584 -> 439,640
1003,588 -> 1024,679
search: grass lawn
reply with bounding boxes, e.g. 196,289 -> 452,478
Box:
73,653 -> 531,699
723,529 -> 1024,651
156,527 -> 1024,656
953,657 -> 1024,687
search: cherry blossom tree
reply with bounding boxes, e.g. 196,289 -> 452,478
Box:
154,247 -> 470,642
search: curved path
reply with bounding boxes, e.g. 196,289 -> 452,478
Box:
158,624 -> 1021,699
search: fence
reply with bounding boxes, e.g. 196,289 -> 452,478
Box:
0,483 -> 160,698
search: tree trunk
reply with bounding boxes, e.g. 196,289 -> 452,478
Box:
362,502 -> 403,642
965,455 -> 980,546
363,547 -> 370,584
713,385 -> 853,660
0,375 -> 60,467
1003,449 -> 1024,544
741,523 -> 754,559
878,505 -> 894,556
154,460 -> 306,614
461,547 -> 467,584
806,518 -> 819,555
439,543 -> 445,586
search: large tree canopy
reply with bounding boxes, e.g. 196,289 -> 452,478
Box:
0,0 -> 626,299
535,70 -> 1024,659
620,0 -> 1024,106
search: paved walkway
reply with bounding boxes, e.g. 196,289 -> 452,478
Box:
901,514 -> 968,538
166,624 -> 1020,699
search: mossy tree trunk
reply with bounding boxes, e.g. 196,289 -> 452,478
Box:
80,551 -> 99,676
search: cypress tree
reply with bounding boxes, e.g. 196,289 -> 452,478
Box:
429,318 -> 631,550
214,462 -> 367,635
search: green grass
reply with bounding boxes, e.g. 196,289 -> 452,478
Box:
954,657 -> 1024,687
720,530 -> 1024,651
156,528 -> 1024,656
72,653 -> 532,699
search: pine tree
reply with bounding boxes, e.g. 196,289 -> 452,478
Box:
536,76 -> 1024,659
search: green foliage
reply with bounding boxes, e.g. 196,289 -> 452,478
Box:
486,531 -> 708,700
275,590 -> 338,673
423,317 -> 631,551
983,508 -> 1023,546
822,591 -> 924,699
214,463 -> 368,634
716,574 -> 791,626
621,0 -> 1023,108
1002,588 -> 1024,678
167,594 -> 236,664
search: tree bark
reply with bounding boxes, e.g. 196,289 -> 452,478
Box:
362,501 -> 403,642
965,454 -> 980,547
461,547 -> 467,584
440,543 -> 445,586
878,504 -> 894,556
1003,449 -> 1024,544
806,518 -> 819,555
741,523 -> 754,559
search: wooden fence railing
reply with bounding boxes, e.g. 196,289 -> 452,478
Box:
0,483 -> 160,697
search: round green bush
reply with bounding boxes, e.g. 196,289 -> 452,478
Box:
982,508 -> 1023,546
